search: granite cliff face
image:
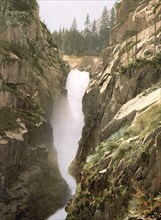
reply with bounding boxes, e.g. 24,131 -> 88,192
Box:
110,0 -> 161,44
0,1 -> 70,219
67,0 -> 161,219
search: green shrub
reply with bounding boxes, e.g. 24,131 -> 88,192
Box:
119,54 -> 161,74
135,104 -> 161,136
0,84 -> 17,93
84,103 -> 161,169
0,106 -> 43,135
123,30 -> 138,40
9,0 -> 37,14
124,126 -> 140,138
1,0 -> 37,27
84,126 -> 130,168
15,109 -> 42,126
113,142 -> 133,161
0,107 -> 19,135
0,40 -> 44,76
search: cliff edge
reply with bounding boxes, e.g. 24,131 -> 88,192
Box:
67,0 -> 161,219
0,1 -> 70,219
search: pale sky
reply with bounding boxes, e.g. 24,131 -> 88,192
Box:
37,0 -> 116,32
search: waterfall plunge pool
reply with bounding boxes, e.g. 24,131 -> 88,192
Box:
48,69 -> 90,220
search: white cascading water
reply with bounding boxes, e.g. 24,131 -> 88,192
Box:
48,69 -> 89,220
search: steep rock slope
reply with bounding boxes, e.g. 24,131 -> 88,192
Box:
67,0 -> 161,219
0,1 -> 70,219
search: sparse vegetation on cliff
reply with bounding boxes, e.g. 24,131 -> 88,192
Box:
65,0 -> 161,219
1,0 -> 37,28
0,107 -> 19,135
0,105 -> 44,135
0,83 -> 17,93
84,104 -> 161,169
118,54 -> 161,74
0,40 -> 45,75
0,0 -> 70,218
67,100 -> 161,219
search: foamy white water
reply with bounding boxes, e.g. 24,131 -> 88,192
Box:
48,70 -> 89,220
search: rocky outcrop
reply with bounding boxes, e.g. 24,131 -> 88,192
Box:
66,0 -> 161,219
76,59 -> 161,164
63,55 -> 103,76
0,1 -> 70,219
67,114 -> 161,219
110,0 -> 161,44
75,0 -> 161,164
0,123 -> 70,220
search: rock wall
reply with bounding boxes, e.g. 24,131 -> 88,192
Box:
67,0 -> 161,219
0,1 -> 70,219
110,0 -> 161,44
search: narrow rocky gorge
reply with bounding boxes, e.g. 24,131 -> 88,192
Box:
0,0 -> 161,219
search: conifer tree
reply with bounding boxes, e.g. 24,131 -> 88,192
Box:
51,6 -> 115,56
84,13 -> 91,37
99,6 -> 110,49
92,19 -> 97,35
84,14 -> 90,28
71,17 -> 77,31
84,14 -> 91,53
110,7 -> 116,28
100,6 -> 110,28
84,14 -> 90,30
90,19 -> 99,54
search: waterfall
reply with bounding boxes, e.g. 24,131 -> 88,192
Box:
48,69 -> 90,220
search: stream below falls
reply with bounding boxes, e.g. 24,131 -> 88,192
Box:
48,69 -> 90,220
